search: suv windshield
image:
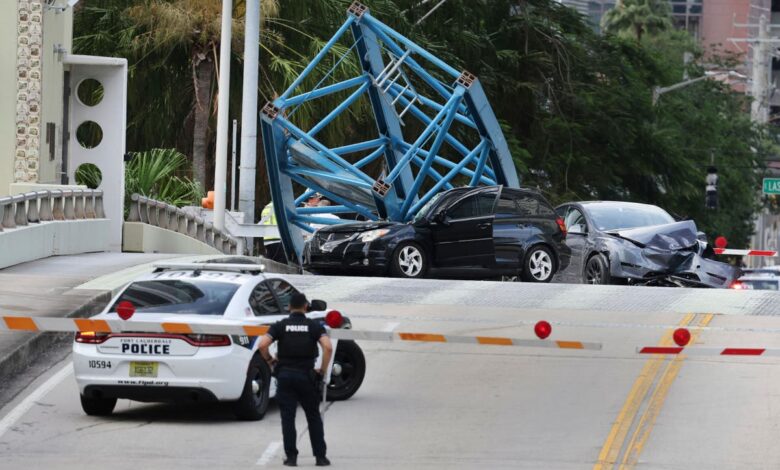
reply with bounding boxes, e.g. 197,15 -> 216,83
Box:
412,192 -> 444,223
109,280 -> 239,315
586,204 -> 674,231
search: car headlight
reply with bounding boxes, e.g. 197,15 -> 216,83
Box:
359,229 -> 389,243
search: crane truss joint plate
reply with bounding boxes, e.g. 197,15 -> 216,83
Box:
456,70 -> 477,89
348,1 -> 368,18
261,102 -> 280,120
372,179 -> 391,198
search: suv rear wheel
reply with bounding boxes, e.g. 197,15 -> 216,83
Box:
522,245 -> 555,282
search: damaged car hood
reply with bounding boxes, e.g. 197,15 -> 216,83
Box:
604,220 -> 740,288
607,220 -> 699,250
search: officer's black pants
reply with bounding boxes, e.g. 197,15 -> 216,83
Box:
276,368 -> 327,458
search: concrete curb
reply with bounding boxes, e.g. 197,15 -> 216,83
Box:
0,289 -> 113,384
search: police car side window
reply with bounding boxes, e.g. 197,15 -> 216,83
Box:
270,279 -> 299,312
249,281 -> 281,316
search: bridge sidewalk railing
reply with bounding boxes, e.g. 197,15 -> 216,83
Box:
0,189 -> 105,230
126,194 -> 240,255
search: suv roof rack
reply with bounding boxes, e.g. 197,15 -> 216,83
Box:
152,262 -> 265,275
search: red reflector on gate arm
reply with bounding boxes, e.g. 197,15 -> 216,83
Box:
534,321 -> 552,340
639,346 -> 684,354
673,328 -> 691,347
325,310 -> 344,329
721,348 -> 765,356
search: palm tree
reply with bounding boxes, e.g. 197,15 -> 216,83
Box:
126,0 -> 279,189
602,0 -> 672,42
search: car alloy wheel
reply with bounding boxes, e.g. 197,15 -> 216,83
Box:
528,250 -> 553,281
397,245 -> 424,277
585,254 -> 610,285
326,340 -> 366,401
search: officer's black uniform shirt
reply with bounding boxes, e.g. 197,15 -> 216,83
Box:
267,313 -> 327,371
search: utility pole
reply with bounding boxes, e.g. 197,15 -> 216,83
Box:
731,14 -> 778,125
213,0 -> 233,231
751,14 -> 771,124
239,0 -> 260,224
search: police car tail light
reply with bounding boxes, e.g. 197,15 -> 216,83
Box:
75,331 -> 109,344
185,334 -> 231,347
325,310 -> 344,328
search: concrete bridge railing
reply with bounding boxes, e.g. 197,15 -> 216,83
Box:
0,189 -> 106,230
126,194 -> 240,255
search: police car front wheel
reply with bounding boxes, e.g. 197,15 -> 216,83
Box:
233,354 -> 271,421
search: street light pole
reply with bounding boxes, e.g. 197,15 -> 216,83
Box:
652,71 -> 747,105
213,0 -> 233,231
239,0 -> 260,224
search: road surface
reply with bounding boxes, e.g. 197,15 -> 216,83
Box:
1,275 -> 780,469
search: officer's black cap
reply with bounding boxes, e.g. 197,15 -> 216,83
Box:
289,292 -> 308,310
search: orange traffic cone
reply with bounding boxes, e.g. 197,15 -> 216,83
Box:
201,191 -> 215,209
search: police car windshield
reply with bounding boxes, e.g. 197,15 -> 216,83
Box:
109,280 -> 239,315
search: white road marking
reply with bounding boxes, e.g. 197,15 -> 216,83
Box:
382,321 -> 400,332
256,441 -> 282,466
0,363 -> 73,439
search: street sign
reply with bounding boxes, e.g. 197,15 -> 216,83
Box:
763,178 -> 780,194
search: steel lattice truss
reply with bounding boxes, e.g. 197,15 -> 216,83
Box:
261,1 -> 519,262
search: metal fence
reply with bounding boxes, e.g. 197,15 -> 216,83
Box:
0,189 -> 105,231
126,194 -> 240,255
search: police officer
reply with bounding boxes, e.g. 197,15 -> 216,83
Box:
259,292 -> 333,467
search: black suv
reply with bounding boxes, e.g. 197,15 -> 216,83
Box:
303,186 -> 570,282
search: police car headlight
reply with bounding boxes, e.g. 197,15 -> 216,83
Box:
359,229 -> 389,243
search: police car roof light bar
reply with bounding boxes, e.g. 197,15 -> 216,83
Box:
151,263 -> 266,275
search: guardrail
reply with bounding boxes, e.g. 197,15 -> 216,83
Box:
0,189 -> 106,231
126,194 -> 240,255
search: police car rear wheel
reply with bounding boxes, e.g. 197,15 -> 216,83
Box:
233,355 -> 271,421
80,394 -> 117,416
326,340 -> 366,401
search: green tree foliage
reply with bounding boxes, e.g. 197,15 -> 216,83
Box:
125,148 -> 204,207
602,0 -> 672,41
74,0 -> 765,245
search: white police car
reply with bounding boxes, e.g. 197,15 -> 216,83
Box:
72,263 -> 365,420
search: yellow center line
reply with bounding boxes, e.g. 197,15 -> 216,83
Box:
593,313 -> 696,470
618,313 -> 714,469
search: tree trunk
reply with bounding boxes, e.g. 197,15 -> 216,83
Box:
192,54 -> 215,190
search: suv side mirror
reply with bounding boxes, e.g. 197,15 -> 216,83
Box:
309,299 -> 327,311
434,211 -> 449,225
